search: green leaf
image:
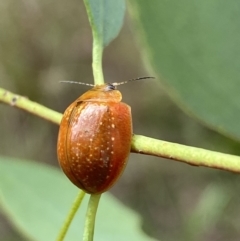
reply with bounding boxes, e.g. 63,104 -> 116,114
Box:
0,156 -> 157,241
129,1 -> 240,141
84,0 -> 125,47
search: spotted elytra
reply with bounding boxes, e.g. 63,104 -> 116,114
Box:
57,77 -> 154,194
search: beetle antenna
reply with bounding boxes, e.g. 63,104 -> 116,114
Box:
112,76 -> 155,86
60,77 -> 154,87
59,80 -> 94,87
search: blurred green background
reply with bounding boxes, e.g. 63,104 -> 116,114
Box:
1,1 -> 240,240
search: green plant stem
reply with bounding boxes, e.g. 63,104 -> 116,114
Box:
1,87 -> 240,173
0,87 -> 61,124
132,134 -> 240,173
83,194 -> 101,241
83,0 -> 104,85
92,37 -> 104,85
56,191 -> 86,241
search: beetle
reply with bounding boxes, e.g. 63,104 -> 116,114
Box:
57,77 -> 153,194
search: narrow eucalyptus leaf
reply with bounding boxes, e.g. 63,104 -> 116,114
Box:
86,0 -> 125,47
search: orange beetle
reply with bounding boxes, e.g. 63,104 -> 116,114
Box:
57,83 -> 132,194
